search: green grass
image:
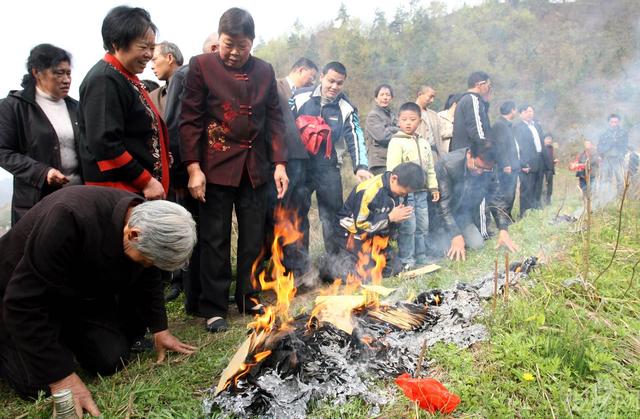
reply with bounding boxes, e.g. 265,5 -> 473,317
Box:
2,171 -> 639,418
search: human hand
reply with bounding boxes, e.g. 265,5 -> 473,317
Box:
355,169 -> 373,183
154,330 -> 197,363
431,191 -> 440,202
187,163 -> 206,203
503,166 -> 512,174
447,234 -> 466,261
46,168 -> 69,187
274,163 -> 289,199
388,203 -> 413,223
495,230 -> 519,253
142,177 -> 165,200
49,373 -> 100,417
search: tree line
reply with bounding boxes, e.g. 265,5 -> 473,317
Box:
254,0 -> 640,155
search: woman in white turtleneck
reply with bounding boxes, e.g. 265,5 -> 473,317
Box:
0,43 -> 82,225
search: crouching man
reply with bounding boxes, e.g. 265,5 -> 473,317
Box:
437,141 -> 519,261
320,162 -> 425,282
0,186 -> 197,416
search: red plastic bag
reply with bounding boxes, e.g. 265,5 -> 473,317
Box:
295,115 -> 332,158
395,373 -> 461,414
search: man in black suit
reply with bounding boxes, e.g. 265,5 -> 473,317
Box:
492,101 -> 520,220
267,58 -> 318,285
515,104 -> 545,217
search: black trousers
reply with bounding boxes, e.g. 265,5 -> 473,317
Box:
300,157 -> 343,255
198,177 -> 267,318
0,297 -> 136,400
168,188 -> 201,315
499,172 -> 518,220
265,159 -> 309,275
543,171 -> 554,206
519,170 -> 544,217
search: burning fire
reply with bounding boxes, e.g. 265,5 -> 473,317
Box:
216,207 -> 422,394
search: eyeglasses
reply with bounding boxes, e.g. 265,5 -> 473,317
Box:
471,157 -> 494,173
478,81 -> 493,90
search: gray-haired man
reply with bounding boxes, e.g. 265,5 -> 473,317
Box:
0,186 -> 197,416
150,41 -> 184,117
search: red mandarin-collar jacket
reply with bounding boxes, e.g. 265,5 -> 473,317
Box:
179,53 -> 287,187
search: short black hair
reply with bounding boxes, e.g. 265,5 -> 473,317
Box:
443,93 -> 462,111
469,140 -> 497,164
392,162 -> 425,191
374,83 -> 393,98
467,71 -> 490,88
518,104 -> 533,113
291,57 -> 318,72
608,113 -> 621,121
322,61 -> 347,77
218,8 -> 255,40
544,132 -> 553,139
102,6 -> 157,54
21,43 -> 72,88
398,102 -> 421,116
500,101 -> 516,116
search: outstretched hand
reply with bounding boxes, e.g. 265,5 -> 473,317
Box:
154,330 -> 197,363
447,234 -> 466,261
495,229 -> 519,253
49,373 -> 100,417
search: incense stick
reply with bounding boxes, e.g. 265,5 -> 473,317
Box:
493,257 -> 498,312
505,253 -> 510,302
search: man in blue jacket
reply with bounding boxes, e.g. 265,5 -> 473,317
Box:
290,61 -> 372,256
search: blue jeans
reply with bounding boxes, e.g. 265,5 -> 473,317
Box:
398,191 -> 430,265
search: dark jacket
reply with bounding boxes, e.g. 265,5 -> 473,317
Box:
543,144 -> 555,173
598,127 -> 628,160
450,92 -> 491,151
276,78 -> 308,161
164,64 -> 189,188
515,120 -> 544,172
291,85 -> 368,171
492,116 -> 520,172
0,186 -> 166,386
365,104 -> 398,168
78,59 -> 167,193
180,53 -> 287,188
0,84 -> 80,225
337,171 -> 400,240
436,148 -> 511,237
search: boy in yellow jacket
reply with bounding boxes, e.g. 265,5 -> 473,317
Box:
387,102 -> 440,268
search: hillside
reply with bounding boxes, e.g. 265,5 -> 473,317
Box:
254,0 -> 640,147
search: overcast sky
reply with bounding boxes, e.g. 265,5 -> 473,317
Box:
0,0 -> 480,180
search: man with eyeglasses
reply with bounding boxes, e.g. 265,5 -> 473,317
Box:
435,141 -> 519,261
449,71 -> 493,152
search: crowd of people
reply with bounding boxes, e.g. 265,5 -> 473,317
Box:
0,5 -> 635,416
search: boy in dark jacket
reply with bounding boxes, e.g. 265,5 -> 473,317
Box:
320,162 -> 425,282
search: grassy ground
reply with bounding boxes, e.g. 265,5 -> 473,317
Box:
2,170 -> 639,417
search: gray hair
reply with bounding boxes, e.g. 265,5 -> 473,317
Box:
202,32 -> 219,53
128,200 -> 196,271
156,41 -> 184,66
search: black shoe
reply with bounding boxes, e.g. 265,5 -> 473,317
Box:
165,286 -> 182,302
130,337 -> 154,353
238,297 -> 266,315
205,317 -> 228,333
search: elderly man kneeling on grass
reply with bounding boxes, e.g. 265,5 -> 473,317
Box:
0,186 -> 197,417
436,141 -> 519,261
